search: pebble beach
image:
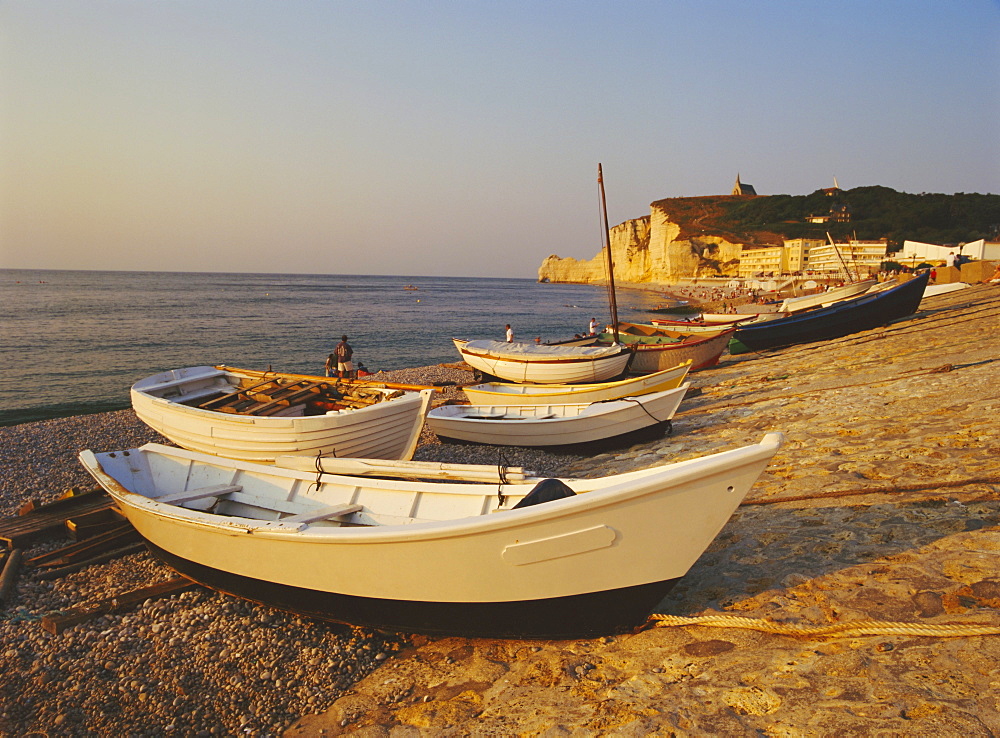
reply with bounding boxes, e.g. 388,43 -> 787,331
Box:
1,282 -> 999,735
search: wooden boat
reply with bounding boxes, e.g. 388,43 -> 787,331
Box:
730,271 -> 929,354
693,313 -> 748,325
596,329 -> 734,373
78,433 -> 783,639
453,339 -> 632,384
651,316 -> 752,331
775,278 -> 877,314
425,384 -> 689,447
616,321 -> 731,339
131,366 -> 434,463
462,360 -> 692,406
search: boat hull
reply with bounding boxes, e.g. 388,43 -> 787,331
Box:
732,272 -> 929,354
147,540 -> 679,639
131,367 -> 433,462
427,385 -> 688,447
455,340 -> 632,384
461,361 -> 691,406
627,331 -> 733,373
79,435 -> 783,639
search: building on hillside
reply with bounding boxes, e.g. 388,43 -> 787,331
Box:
901,239 -> 1000,265
783,238 -> 825,272
737,245 -> 784,277
731,174 -> 757,196
821,177 -> 842,196
806,239 -> 888,277
806,203 -> 851,224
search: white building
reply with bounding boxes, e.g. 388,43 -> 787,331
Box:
805,239 -> 888,277
902,239 -> 1000,263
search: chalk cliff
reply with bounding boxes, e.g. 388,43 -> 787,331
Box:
539,200 -> 744,285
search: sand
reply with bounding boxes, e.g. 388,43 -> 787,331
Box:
287,282 -> 1000,736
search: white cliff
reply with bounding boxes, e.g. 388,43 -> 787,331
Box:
539,201 -> 744,285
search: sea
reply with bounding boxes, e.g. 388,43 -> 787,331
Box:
0,269 -> 676,427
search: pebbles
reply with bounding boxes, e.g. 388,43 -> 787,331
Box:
0,363 -> 587,736
0,368 -> 438,734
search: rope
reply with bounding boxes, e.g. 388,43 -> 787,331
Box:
309,449 -> 334,492
616,397 -> 663,424
646,612 -> 1000,638
496,449 -> 509,508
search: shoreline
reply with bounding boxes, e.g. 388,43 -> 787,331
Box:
1,284 -> 998,734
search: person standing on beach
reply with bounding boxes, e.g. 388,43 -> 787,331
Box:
505,324 -> 514,342
589,317 -> 598,335
324,353 -> 336,378
335,335 -> 354,379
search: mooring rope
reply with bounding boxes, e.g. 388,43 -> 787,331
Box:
310,449 -> 334,492
646,612 -> 1000,638
496,448 -> 509,508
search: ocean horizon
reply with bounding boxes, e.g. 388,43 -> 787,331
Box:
1,268 -> 670,426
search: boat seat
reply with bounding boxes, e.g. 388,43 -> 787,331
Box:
155,484 -> 242,505
146,370 -> 227,393
281,503 -> 363,527
169,386 -> 229,403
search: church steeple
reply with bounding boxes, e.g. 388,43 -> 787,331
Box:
731,173 -> 756,196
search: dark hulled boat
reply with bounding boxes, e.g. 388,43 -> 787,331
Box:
730,271 -> 929,354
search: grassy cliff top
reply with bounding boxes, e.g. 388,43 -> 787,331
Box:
651,186 -> 1000,250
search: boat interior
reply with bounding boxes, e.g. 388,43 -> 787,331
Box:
141,370 -> 404,418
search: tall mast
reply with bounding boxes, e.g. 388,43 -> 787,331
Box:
598,163 -> 620,344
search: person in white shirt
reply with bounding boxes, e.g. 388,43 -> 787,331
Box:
505,324 -> 514,342
589,318 -> 598,335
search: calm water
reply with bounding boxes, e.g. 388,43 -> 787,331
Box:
0,269 -> 669,426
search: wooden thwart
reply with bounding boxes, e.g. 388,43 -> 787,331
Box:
155,484 -> 242,505
282,503 -> 363,526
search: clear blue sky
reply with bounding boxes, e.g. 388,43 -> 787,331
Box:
2,1 -> 998,278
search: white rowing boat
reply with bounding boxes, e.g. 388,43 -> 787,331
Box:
454,339 -> 632,384
462,360 -> 692,406
131,366 -> 433,463
79,433 -> 783,639
426,385 -> 689,447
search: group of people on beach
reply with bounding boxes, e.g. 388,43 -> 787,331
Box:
324,336 -> 371,379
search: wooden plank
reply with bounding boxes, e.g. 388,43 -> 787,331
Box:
0,549 -> 23,605
40,576 -> 197,634
281,503 -> 363,526
35,542 -> 147,581
274,455 -> 532,483
28,523 -> 139,568
0,494 -> 115,549
154,484 -> 242,505
197,378 -> 283,410
214,365 -> 444,393
65,508 -> 126,540
244,383 -> 327,415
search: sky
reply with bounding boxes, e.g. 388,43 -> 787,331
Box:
1,1 -> 998,279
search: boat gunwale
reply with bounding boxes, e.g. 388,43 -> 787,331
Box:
79,433 -> 783,545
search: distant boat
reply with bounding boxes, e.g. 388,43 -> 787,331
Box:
131,366 -> 434,462
79,433 -> 783,638
453,339 -> 632,384
462,360 -> 692,406
730,272 -> 930,354
404,285 -> 419,290
426,384 -> 689,447
774,278 -> 878,314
